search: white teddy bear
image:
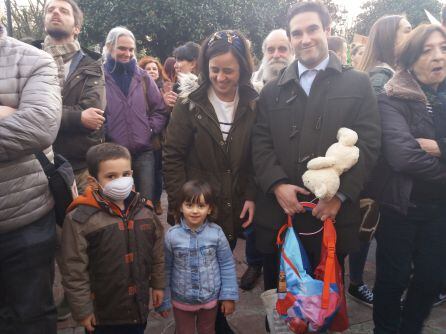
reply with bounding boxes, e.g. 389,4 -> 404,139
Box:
302,127 -> 359,200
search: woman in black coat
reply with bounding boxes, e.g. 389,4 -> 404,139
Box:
372,24 -> 446,334
348,15 -> 412,307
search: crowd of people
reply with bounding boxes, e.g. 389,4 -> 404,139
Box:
1,0 -> 446,334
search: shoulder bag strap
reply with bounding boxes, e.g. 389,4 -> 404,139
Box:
35,151 -> 57,176
141,75 -> 150,117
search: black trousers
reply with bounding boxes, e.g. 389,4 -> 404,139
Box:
373,203 -> 446,334
0,211 -> 57,334
215,239 -> 237,333
244,226 -> 263,266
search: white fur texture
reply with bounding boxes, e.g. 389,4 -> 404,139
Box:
307,156 -> 336,170
177,72 -> 199,103
303,168 -> 340,200
302,127 -> 359,200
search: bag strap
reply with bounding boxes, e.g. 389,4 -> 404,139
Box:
276,202 -> 318,246
321,218 -> 337,309
281,245 -> 302,279
275,201 -> 338,309
35,151 -> 57,176
141,75 -> 151,118
276,215 -> 292,246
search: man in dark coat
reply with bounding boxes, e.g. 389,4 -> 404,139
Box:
43,0 -> 106,194
251,1 -> 381,292
42,0 -> 106,321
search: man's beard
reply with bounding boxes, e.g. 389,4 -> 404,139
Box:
46,27 -> 71,40
262,57 -> 292,82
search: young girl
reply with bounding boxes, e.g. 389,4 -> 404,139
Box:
157,180 -> 238,334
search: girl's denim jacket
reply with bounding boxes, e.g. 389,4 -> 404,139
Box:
158,219 -> 238,310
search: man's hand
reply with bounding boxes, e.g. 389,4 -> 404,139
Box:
152,289 -> 164,308
416,138 -> 441,157
221,300 -> 235,316
162,91 -> 178,108
273,184 -> 310,216
81,314 -> 96,332
312,196 -> 342,221
240,200 -> 255,228
0,106 -> 17,119
81,108 -> 105,130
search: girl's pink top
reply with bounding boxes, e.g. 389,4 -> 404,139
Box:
172,299 -> 218,312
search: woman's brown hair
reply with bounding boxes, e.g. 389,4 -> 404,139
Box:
396,24 -> 446,71
198,30 -> 254,87
138,56 -> 170,82
359,15 -> 406,72
163,57 -> 177,82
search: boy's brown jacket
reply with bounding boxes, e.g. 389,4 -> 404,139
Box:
60,187 -> 165,325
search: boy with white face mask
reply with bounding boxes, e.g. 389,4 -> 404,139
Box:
60,143 -> 165,334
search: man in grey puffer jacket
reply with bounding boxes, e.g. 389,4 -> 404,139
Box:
0,23 -> 61,333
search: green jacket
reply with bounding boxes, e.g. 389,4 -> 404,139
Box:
53,50 -> 106,171
163,79 -> 258,241
369,64 -> 394,94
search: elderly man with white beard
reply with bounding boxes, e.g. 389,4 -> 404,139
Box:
251,29 -> 294,93
240,29 -> 294,292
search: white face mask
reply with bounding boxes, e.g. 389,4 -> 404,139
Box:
101,176 -> 134,201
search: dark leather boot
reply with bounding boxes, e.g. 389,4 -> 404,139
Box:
240,264 -> 262,291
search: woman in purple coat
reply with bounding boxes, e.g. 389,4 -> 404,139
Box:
103,27 -> 167,200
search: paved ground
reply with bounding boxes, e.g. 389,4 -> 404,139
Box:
57,193 -> 446,334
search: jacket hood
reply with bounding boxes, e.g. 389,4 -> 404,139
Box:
371,62 -> 394,72
384,70 -> 427,104
83,48 -> 102,61
369,63 -> 394,77
67,186 -> 102,213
